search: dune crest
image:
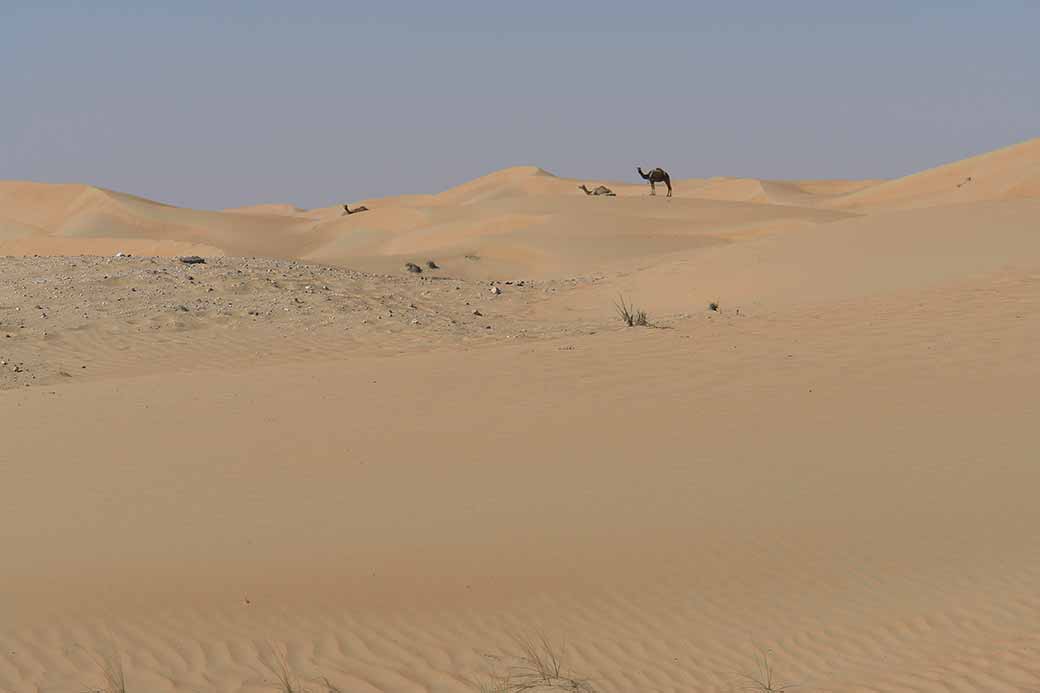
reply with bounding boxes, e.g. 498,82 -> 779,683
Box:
2,138 -> 1037,274
222,202 -> 307,216
825,136 -> 1040,209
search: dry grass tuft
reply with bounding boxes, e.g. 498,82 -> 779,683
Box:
319,675 -> 343,693
615,295 -> 648,327
736,647 -> 798,692
260,642 -> 303,693
78,632 -> 128,693
256,642 -> 343,693
472,634 -> 595,693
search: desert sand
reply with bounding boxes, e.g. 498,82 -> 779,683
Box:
2,138 -> 1038,692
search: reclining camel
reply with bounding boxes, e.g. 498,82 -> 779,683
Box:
578,184 -> 616,197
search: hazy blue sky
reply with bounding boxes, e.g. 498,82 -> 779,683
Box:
2,2 -> 1037,209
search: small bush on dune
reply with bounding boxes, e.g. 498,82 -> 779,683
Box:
471,634 -> 595,693
319,676 -> 343,693
81,636 -> 127,693
87,654 -> 127,693
615,295 -> 648,327
736,647 -> 798,692
260,642 -> 303,693
258,642 -> 343,693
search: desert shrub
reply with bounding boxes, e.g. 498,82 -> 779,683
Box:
615,296 -> 648,327
471,634 -> 595,693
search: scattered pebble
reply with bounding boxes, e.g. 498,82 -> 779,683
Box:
0,255 -> 587,390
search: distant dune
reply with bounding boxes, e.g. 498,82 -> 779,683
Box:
2,138 -> 1033,278
824,137 -> 1040,209
2,139 -> 1036,276
222,202 -> 308,216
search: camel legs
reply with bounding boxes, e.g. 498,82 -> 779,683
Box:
666,180 -> 672,197
649,181 -> 656,196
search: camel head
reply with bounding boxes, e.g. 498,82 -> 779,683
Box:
637,167 -> 648,180
579,185 -> 591,195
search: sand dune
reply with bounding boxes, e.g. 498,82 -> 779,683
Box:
3,137 -> 1036,274
824,137 -> 1040,210
0,215 -> 44,241
222,202 -> 309,216
2,139 -> 1040,692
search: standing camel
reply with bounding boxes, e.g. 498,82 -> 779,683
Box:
637,167 -> 672,197
343,204 -> 369,215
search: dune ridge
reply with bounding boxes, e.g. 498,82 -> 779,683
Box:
824,137 -> 1040,209
2,137 -> 1037,275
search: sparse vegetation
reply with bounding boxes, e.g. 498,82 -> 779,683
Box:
257,642 -> 343,693
615,295 -> 648,327
736,647 -> 798,692
319,675 -> 343,693
82,642 -> 128,693
405,262 -> 423,274
427,260 -> 440,269
471,634 -> 595,693
709,300 -> 720,312
260,642 -> 303,693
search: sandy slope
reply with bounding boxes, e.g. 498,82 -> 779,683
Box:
222,203 -> 308,216
2,139 -> 1039,692
824,137 -> 1040,210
